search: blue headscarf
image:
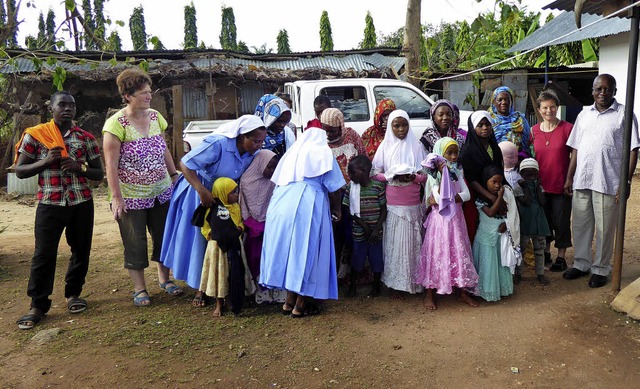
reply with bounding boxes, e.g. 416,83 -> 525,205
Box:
488,86 -> 531,157
254,94 -> 291,153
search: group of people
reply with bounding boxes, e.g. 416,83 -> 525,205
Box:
13,71 -> 639,329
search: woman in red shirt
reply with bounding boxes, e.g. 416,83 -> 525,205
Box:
531,90 -> 573,272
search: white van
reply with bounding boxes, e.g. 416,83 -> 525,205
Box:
284,78 -> 470,138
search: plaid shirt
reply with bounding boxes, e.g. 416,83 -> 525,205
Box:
18,126 -> 101,206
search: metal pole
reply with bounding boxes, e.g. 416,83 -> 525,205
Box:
612,4 -> 640,292
545,46 -> 550,85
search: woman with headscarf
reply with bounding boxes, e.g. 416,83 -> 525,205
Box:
420,99 -> 466,154
362,99 -> 396,160
260,127 -> 346,317
238,150 -> 282,304
459,111 -> 505,245
488,86 -> 532,159
254,94 -> 294,158
372,110 -> 427,298
160,115 -> 267,307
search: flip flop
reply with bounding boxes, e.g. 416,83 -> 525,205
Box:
290,304 -> 308,319
133,290 -> 151,307
17,310 -> 43,330
67,297 -> 88,314
159,280 -> 184,296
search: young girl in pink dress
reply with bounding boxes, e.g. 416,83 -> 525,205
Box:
416,137 -> 479,309
371,110 -> 427,298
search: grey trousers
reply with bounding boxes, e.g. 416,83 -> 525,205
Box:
571,190 -> 618,276
519,235 -> 546,276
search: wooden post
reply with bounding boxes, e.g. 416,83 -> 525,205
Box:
206,81 -> 217,120
172,85 -> 185,161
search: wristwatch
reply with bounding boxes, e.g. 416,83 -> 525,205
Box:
80,162 -> 88,173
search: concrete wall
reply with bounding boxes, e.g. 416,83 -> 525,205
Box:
599,32 -> 640,115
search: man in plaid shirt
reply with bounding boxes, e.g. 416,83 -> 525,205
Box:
14,91 -> 104,330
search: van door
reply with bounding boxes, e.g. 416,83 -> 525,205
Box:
315,84 -> 372,134
373,85 -> 433,138
284,82 -> 302,133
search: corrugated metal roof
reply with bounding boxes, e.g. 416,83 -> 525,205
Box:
507,11 -> 629,52
0,52 -> 404,76
544,0 -> 621,15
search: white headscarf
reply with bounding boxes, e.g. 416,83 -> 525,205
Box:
470,111 -> 493,130
214,115 -> 265,138
271,127 -> 335,186
371,109 -> 426,178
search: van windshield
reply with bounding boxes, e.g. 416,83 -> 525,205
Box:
318,86 -> 370,123
374,86 -> 431,120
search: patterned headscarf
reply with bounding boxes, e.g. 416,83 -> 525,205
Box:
422,137 -> 460,218
239,150 -> 277,222
254,94 -> 290,129
420,99 -> 464,153
488,86 -> 531,156
362,99 -> 396,160
255,94 -> 291,154
320,108 -> 345,143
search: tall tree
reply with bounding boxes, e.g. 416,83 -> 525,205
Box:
105,30 -> 121,51
319,10 -> 333,52
219,6 -> 237,51
360,11 -> 376,49
276,29 -> 290,54
183,2 -> 197,49
81,0 -> 95,49
129,6 -> 147,51
403,0 -> 421,86
37,11 -> 45,44
4,0 -> 17,47
46,9 -> 56,49
94,0 -> 106,44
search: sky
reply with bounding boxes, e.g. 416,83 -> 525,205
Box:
16,0 -> 559,52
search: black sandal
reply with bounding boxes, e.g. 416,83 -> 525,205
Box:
290,304 -> 308,318
67,297 -> 88,314
17,310 -> 43,330
282,301 -> 295,315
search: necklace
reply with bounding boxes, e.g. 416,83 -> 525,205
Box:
540,121 -> 558,146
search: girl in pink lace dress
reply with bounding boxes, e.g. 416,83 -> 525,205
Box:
415,137 -> 479,310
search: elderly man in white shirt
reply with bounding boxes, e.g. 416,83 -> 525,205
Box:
563,74 -> 640,288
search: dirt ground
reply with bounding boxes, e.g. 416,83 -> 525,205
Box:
1,184 -> 640,389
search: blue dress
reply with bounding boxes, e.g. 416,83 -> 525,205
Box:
259,160 -> 345,300
472,201 -> 513,301
160,135 -> 256,289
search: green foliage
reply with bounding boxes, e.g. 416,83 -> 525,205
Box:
378,27 -> 403,47
24,9 -> 56,50
149,36 -> 165,50
129,5 -> 147,51
276,29 -> 290,54
82,0 -> 96,49
93,0 -> 105,43
219,6 -> 237,51
105,30 -> 121,51
46,9 -> 55,49
251,43 -> 272,54
319,10 -> 333,52
237,40 -> 249,53
184,2 -> 197,50
138,59 -> 148,72
53,66 -> 67,91
360,11 -> 376,50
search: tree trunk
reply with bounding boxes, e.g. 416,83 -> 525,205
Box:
403,0 -> 421,87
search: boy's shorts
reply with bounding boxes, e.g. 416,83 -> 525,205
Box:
351,240 -> 383,273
